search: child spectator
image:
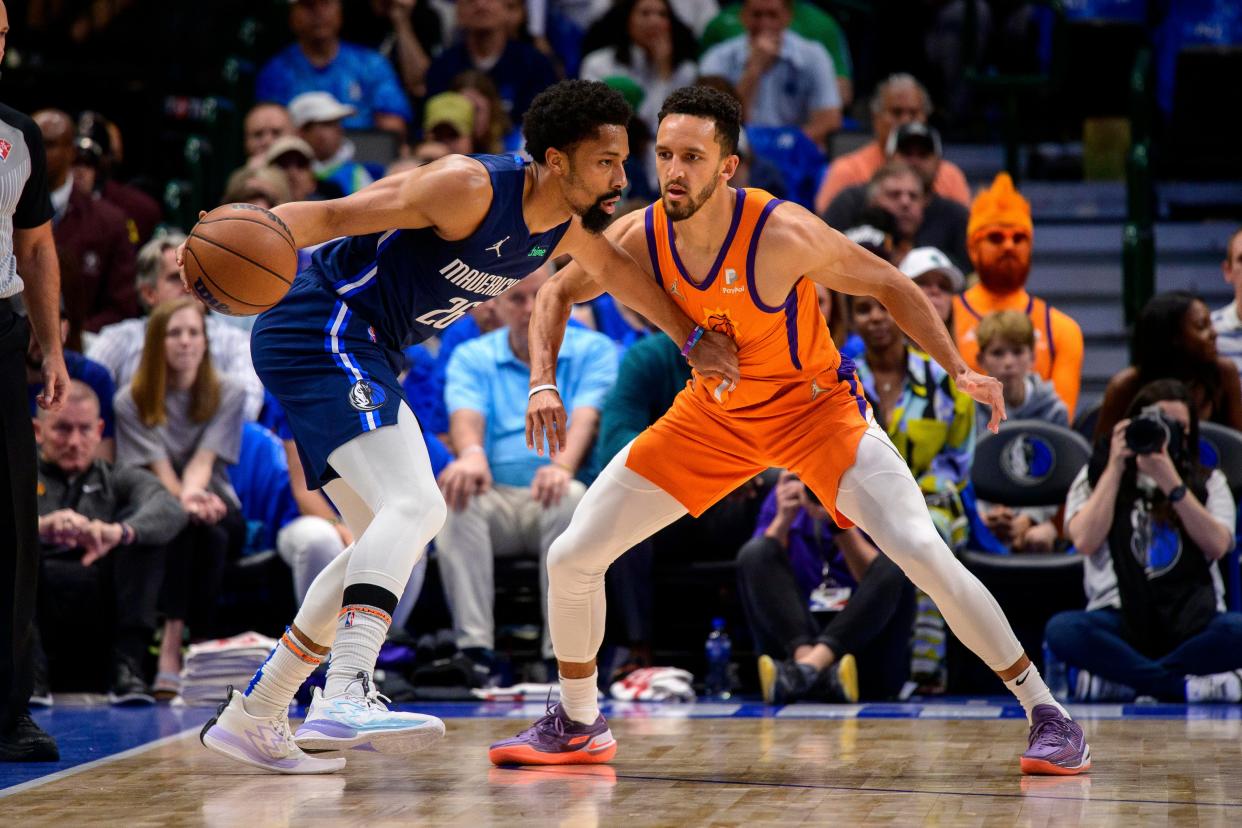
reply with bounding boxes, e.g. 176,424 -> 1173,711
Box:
974,310 -> 1069,435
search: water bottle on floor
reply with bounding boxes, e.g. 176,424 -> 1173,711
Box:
703,618 -> 733,700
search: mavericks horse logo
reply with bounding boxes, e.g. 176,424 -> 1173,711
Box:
348,379 -> 387,412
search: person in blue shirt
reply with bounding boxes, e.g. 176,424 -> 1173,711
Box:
425,0 -> 559,126
191,79 -> 738,774
256,0 -> 413,139
436,268 -> 618,672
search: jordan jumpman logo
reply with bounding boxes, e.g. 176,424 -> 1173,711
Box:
485,236 -> 510,257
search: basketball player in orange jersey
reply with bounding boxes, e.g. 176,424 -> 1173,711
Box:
490,86 -> 1091,776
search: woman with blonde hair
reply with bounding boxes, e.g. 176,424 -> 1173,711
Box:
113,298 -> 247,698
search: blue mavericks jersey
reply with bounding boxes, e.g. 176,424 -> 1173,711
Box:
308,154 -> 571,349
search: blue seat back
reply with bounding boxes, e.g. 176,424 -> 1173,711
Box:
971,420 -> 1092,508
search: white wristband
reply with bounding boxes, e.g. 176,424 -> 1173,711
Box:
460,445 -> 485,457
529,384 -> 560,399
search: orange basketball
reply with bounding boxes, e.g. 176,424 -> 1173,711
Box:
184,203 -> 297,316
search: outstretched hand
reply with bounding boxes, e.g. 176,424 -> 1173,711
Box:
955,369 -> 1006,433
526,389 -> 568,458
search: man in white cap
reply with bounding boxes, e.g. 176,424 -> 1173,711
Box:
263,134 -> 340,201
289,91 -> 376,196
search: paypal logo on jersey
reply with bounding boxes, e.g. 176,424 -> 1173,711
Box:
349,380 -> 387,412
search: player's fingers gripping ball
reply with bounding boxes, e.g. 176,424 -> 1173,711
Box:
184,204 -> 297,315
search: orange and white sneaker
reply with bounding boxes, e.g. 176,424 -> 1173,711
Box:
489,702 -> 616,766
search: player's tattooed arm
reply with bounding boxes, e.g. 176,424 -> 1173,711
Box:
763,203 -> 1007,432
271,156 -> 494,248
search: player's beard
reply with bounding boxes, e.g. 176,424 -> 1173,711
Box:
579,188 -> 623,234
663,177 -> 720,222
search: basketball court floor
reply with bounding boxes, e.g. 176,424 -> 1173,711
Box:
2,699 -> 1239,825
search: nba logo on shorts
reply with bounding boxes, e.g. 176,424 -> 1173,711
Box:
349,379 -> 387,412
0,139 -> 11,161
367,326 -> 377,343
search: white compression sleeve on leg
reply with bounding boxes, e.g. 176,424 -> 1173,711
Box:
835,426 -> 1025,673
325,403 -> 448,597
546,442 -> 687,664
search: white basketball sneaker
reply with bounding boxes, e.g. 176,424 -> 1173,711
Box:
294,671 -> 446,754
200,687 -> 346,774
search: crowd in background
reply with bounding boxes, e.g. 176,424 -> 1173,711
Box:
17,0 -> 1242,707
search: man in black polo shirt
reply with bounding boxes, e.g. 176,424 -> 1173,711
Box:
0,0 -> 71,761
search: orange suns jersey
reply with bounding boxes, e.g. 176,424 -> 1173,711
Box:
642,188 -> 841,412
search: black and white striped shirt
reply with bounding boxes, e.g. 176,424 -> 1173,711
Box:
0,101 -> 54,299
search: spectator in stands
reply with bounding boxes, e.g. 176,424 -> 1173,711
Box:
699,0 -> 841,146
88,232 -> 264,420
426,0 -> 559,126
1211,227 -> 1242,376
113,298 -> 247,696
221,165 -> 292,210
579,0 -> 699,135
263,135 -> 341,201
289,91 -> 377,196
243,103 -> 294,166
1052,379 -> 1242,702
826,160 -> 970,270
814,282 -> 862,361
423,92 -> 475,155
969,310 -> 1067,555
899,246 -> 963,333
700,0 -> 852,106
851,293 -> 975,517
73,112 -> 162,246
449,70 -> 516,154
1096,291 -> 1242,441
436,269 -> 617,673
953,172 -> 1085,416
815,74 -> 971,214
342,0 -> 444,99
34,381 -> 185,705
405,141 -> 451,168
27,300 -> 116,460
737,470 -> 915,702
975,310 -> 1068,433
35,109 -> 137,332
256,0 -> 412,139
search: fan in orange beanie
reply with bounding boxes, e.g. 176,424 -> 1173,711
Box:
952,173 -> 1084,416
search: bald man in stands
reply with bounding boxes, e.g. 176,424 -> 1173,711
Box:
815,74 -> 970,214
953,173 -> 1084,416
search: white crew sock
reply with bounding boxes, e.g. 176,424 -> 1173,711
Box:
1005,664 -> 1069,723
244,628 -> 323,718
325,604 -> 391,697
560,672 -> 599,725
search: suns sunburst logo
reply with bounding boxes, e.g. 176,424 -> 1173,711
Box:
703,307 -> 738,339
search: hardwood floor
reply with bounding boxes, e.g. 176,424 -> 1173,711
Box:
4,715 -> 1240,826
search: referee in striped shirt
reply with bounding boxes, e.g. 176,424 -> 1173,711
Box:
0,0 -> 70,762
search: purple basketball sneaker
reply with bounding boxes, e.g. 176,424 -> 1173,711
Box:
1021,704 -> 1091,775
489,702 -> 616,766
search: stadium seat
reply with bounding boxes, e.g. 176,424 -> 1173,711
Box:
971,419 -> 1092,508
1072,401 -> 1102,444
744,125 -> 826,211
1198,423 -> 1242,612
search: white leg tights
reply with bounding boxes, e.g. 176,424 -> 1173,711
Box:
291,403 -> 447,647
546,443 -> 688,664
835,426 -> 1025,672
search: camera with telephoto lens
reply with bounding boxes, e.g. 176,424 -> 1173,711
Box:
1124,405 -> 1185,458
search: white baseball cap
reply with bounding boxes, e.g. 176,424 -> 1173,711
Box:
287,91 -> 356,128
898,246 -> 964,292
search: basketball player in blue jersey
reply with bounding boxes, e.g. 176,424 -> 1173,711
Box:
192,80 -> 740,774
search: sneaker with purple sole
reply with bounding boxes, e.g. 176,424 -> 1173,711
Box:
489,702 -> 617,766
1021,704 -> 1091,775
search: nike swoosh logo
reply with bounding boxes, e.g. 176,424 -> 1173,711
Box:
1016,669 -> 1030,686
